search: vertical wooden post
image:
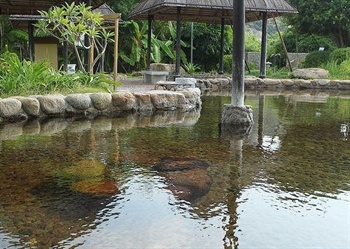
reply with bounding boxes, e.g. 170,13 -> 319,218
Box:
146,15 -> 153,70
219,17 -> 225,74
175,7 -> 181,78
259,12 -> 268,78
63,41 -> 68,71
28,21 -> 34,61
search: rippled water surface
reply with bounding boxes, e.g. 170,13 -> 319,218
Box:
0,91 -> 349,249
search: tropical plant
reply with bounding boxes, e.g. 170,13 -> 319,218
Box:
181,23 -> 231,72
0,50 -> 118,96
183,62 -> 200,74
35,2 -> 114,74
119,21 -> 187,70
0,16 -> 29,56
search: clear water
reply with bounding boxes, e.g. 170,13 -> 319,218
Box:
0,91 -> 349,249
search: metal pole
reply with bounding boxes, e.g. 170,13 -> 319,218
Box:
146,15 -> 153,70
175,7 -> 182,77
232,0 -> 245,106
219,18 -> 225,74
259,12 -> 268,78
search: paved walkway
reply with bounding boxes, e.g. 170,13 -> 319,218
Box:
117,77 -> 155,93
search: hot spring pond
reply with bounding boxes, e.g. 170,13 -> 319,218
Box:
0,91 -> 349,249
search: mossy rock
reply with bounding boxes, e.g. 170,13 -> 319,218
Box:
59,159 -> 105,180
72,178 -> 118,196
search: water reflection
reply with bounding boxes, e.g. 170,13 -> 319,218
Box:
0,92 -> 349,248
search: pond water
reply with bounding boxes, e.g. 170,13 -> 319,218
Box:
0,91 -> 349,249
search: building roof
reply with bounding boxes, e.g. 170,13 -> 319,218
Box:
128,0 -> 298,24
0,0 -> 104,15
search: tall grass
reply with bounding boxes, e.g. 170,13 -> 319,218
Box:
321,59 -> 350,80
0,51 -> 120,97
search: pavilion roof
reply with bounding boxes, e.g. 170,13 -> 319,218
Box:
128,0 -> 298,24
0,0 -> 104,15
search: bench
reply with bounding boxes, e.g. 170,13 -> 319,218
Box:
142,71 -> 169,84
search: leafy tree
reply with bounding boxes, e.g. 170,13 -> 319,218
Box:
245,29 -> 261,52
287,0 -> 350,47
35,2 -> 114,74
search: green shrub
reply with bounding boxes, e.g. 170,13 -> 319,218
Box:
223,54 -> 232,73
0,51 -> 119,97
302,51 -> 330,68
183,62 -> 200,74
329,47 -> 350,64
320,59 -> 350,79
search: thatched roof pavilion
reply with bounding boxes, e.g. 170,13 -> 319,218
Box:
128,0 -> 298,24
0,0 -> 104,15
129,0 -> 297,78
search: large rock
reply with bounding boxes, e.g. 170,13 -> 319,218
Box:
111,92 -> 136,111
154,158 -> 210,171
149,90 -> 186,110
164,169 -> 213,201
65,94 -> 91,110
153,158 -> 212,201
291,68 -> 329,79
37,95 -> 66,115
72,179 -> 118,196
0,98 -> 22,118
177,88 -> 202,109
90,93 -> 112,110
15,97 -> 40,117
133,93 -> 154,112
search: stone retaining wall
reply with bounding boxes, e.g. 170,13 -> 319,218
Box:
0,88 -> 202,125
196,77 -> 350,91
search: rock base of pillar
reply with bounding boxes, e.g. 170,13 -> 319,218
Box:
221,105 -> 254,137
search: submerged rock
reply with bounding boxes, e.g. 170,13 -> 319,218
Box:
154,158 -> 212,201
73,179 -> 118,196
162,168 -> 213,201
154,158 -> 210,171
